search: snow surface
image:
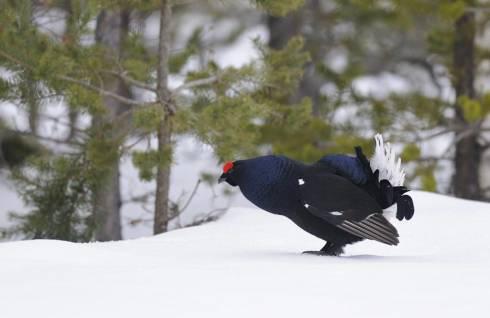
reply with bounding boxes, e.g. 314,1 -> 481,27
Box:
1,191 -> 490,318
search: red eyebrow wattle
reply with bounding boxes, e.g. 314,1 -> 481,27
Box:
223,161 -> 234,173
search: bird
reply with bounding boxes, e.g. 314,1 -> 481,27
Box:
218,134 -> 414,256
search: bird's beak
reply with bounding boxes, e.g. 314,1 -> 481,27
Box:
218,173 -> 228,184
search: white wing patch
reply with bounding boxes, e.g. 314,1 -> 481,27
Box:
370,134 -> 405,186
330,211 -> 343,216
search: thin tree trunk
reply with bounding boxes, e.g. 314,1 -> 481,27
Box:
92,9 -> 131,241
20,2 -> 39,134
453,12 -> 481,200
25,76 -> 39,134
154,0 -> 173,235
64,0 -> 80,141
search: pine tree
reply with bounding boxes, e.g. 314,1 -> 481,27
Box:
0,0 -> 312,240
261,0 -> 490,199
91,8 -> 131,240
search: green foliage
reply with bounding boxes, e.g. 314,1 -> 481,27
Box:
427,27 -> 453,57
66,84 -> 104,114
259,37 -> 310,101
179,36 -> 330,163
253,37 -> 335,162
458,96 -> 490,123
133,104 -> 165,132
253,0 -> 306,16
459,96 -> 482,122
168,28 -> 201,74
421,168 -> 437,192
0,77 -> 15,101
327,134 -> 373,157
92,0 -> 160,10
0,0 -> 329,241
6,0 -> 479,240
439,1 -> 467,21
132,148 -> 171,181
370,100 -> 392,132
123,58 -> 152,82
192,94 -> 267,160
364,93 -> 448,133
480,93 -> 490,115
401,143 -> 421,162
86,131 -> 121,175
4,156 -> 95,241
259,99 -> 331,162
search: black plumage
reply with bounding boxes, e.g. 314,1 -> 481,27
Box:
219,141 -> 415,256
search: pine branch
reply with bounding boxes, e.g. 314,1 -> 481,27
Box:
102,70 -> 157,92
0,49 -> 150,107
466,6 -> 490,13
1,48 -> 219,111
56,75 -> 148,106
0,49 -> 25,67
120,133 -> 150,153
177,179 -> 201,214
411,128 -> 454,143
16,130 -> 83,146
172,75 -> 219,95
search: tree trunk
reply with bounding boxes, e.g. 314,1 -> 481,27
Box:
154,0 -> 173,235
64,0 -> 80,141
267,0 -> 323,115
453,12 -> 481,200
92,9 -> 131,241
19,1 -> 39,134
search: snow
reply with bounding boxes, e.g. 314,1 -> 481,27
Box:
1,191 -> 490,317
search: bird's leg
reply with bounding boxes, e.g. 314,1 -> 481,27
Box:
379,179 -> 394,207
302,241 -> 344,256
320,241 -> 345,256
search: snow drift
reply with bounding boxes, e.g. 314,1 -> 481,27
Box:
1,191 -> 489,318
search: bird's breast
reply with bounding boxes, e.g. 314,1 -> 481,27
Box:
239,177 -> 301,216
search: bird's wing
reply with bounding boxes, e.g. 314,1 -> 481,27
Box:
317,154 -> 368,185
299,167 -> 399,245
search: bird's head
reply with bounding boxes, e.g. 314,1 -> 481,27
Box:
218,155 -> 287,188
218,160 -> 242,187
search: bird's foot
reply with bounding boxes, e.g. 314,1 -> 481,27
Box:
302,242 -> 344,256
302,250 -> 338,256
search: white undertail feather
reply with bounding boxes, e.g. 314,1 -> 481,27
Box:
370,134 -> 405,187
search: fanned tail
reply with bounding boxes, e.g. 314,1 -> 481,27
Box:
370,134 -> 405,187
355,135 -> 415,221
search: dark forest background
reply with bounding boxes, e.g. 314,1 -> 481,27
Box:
1,0 -> 490,242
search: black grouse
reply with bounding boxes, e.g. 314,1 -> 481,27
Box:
218,134 -> 414,256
